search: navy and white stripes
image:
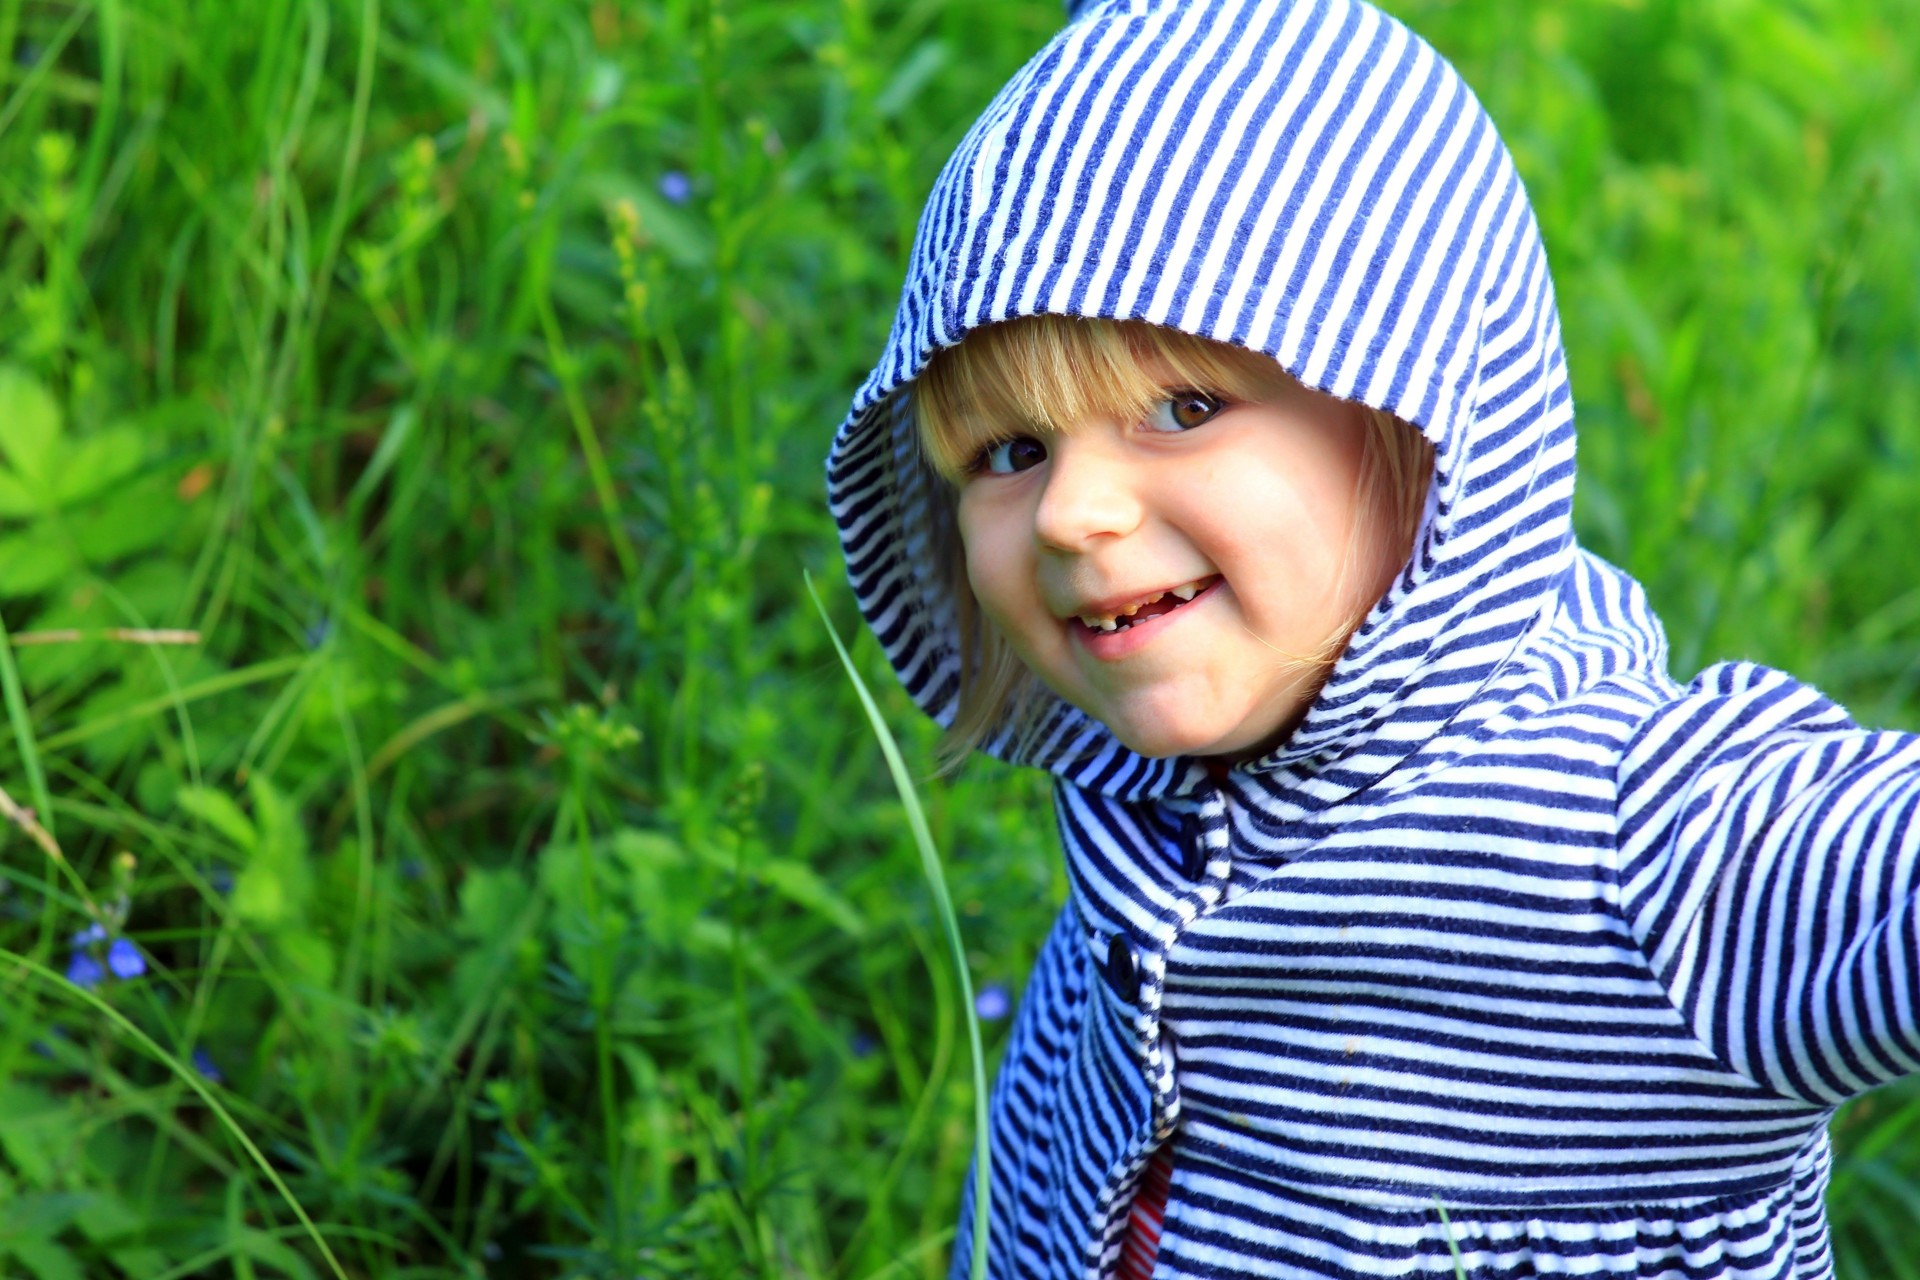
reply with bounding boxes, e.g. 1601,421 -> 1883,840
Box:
825,0 -> 1920,1275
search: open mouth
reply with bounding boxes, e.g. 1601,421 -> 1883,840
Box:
1075,576 -> 1220,635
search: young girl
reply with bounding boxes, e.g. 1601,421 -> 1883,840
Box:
825,0 -> 1920,1276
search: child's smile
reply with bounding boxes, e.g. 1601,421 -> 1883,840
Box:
1071,574 -> 1218,636
955,368 -> 1408,761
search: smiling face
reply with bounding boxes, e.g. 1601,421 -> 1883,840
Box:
922,320 -> 1425,762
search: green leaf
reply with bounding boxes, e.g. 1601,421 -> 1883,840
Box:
0,365 -> 61,491
0,526 -> 76,598
0,1084 -> 75,1188
4,1238 -> 84,1280
0,1190 -> 89,1237
456,865 -> 525,940
344,404 -> 417,511
231,864 -> 288,926
224,1230 -> 319,1280
72,1187 -> 172,1276
0,468 -> 39,517
71,475 -> 181,563
53,426 -> 143,507
176,786 -> 257,852
249,774 -> 307,865
609,826 -> 685,868
758,857 -> 867,938
275,929 -> 336,987
874,40 -> 951,119
231,777 -> 310,928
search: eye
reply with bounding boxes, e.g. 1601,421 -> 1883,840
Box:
1147,389 -> 1225,432
976,435 -> 1048,475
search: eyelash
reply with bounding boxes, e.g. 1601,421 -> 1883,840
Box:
962,389 -> 1227,477
963,435 -> 1040,476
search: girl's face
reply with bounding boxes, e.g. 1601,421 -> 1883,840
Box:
954,370 -> 1406,761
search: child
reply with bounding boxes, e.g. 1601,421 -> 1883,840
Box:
825,0 -> 1920,1276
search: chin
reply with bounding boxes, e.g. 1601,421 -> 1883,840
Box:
1110,720 -> 1235,760
1105,706 -> 1299,762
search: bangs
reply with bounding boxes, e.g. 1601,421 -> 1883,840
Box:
914,316 -> 1295,480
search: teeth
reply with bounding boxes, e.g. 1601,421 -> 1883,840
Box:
1077,580 -> 1209,632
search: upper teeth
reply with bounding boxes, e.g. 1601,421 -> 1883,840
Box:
1078,580 -> 1209,632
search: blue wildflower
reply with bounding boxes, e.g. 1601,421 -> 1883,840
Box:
658,170 -> 692,204
107,937 -> 145,980
975,983 -> 1011,1021
66,922 -> 144,988
850,1030 -> 877,1059
192,1048 -> 223,1083
66,950 -> 105,989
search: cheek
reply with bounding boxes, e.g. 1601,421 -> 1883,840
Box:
1281,438 -> 1373,568
957,502 -> 1028,623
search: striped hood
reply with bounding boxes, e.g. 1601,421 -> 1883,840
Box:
827,0 -> 1647,805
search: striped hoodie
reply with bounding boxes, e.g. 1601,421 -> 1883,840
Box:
823,0 -> 1920,1275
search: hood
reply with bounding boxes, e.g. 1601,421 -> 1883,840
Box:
827,0 -> 1585,806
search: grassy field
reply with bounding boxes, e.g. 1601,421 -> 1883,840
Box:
0,0 -> 1917,1276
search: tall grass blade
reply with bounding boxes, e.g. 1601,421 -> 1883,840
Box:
806,571 -> 991,1280
1435,1197 -> 1469,1280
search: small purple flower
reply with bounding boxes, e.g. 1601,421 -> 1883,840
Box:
192,1048 -> 223,1083
107,938 -> 145,980
66,950 -> 105,989
975,984 -> 1011,1021
72,922 -> 107,947
850,1031 -> 877,1059
658,170 -> 692,205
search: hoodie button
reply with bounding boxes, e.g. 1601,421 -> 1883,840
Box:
1107,934 -> 1139,1002
1180,815 -> 1208,880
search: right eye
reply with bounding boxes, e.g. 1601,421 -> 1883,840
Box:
976,435 -> 1048,475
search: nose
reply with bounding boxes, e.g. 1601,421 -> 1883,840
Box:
1032,435 -> 1142,552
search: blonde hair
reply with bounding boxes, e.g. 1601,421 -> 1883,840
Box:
912,315 -> 1432,771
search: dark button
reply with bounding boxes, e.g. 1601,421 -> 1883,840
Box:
1106,934 -> 1139,1002
1180,814 -> 1208,880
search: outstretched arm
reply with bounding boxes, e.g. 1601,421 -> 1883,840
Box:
1616,661 -> 1920,1105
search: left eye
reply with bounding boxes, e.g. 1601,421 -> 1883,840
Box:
1147,390 -> 1224,432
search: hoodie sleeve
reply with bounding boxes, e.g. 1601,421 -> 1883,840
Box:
1614,661 -> 1920,1105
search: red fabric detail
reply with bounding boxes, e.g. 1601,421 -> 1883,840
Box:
1116,1146 -> 1175,1280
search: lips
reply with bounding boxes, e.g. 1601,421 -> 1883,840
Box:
1074,576 -> 1219,633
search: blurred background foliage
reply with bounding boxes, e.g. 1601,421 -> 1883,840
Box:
0,0 -> 1915,1276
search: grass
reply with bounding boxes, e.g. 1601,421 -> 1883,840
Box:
0,0 -> 1916,1276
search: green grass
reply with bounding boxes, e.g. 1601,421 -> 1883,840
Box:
0,0 -> 1916,1276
